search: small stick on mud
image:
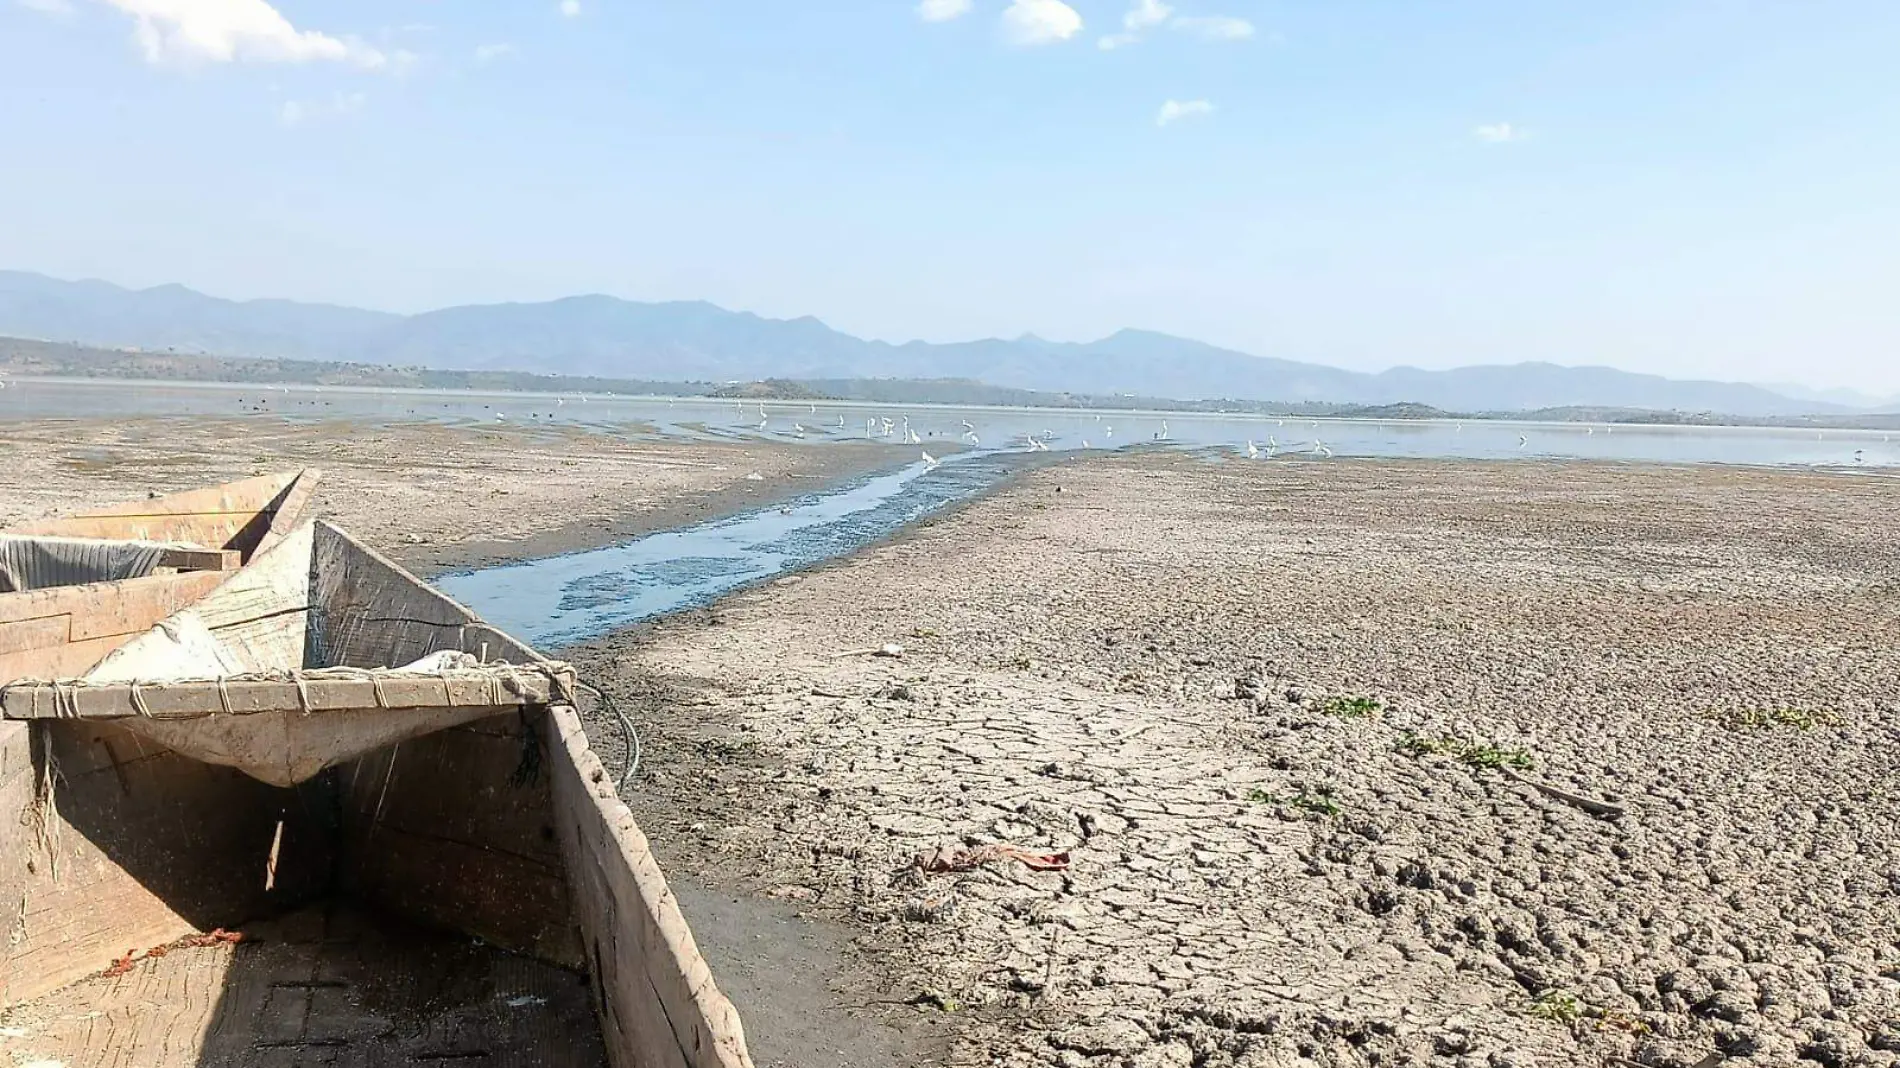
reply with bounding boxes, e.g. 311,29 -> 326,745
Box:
1502,768 -> 1626,820
1039,926 -> 1064,1003
829,643 -> 906,660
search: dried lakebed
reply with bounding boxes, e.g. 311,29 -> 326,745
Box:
570,453 -> 1900,1068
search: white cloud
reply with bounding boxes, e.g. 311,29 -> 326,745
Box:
1171,14 -> 1254,40
1103,3 -> 1257,49
17,0 -> 76,16
1156,98 -> 1213,126
472,42 -> 515,63
94,0 -> 390,68
1001,0 -> 1081,46
1098,0 -> 1169,48
916,0 -> 971,22
1473,122 -> 1522,143
279,89 -> 365,127
558,0 -> 580,16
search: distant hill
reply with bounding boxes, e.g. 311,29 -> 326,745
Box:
0,270 -> 1851,417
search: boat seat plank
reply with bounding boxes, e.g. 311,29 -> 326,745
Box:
0,670 -> 571,720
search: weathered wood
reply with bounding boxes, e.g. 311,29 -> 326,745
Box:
0,570 -> 227,629
0,471 -> 320,686
0,720 -> 335,1004
337,712 -> 582,966
1,670 -> 570,720
0,615 -> 68,657
0,903 -> 606,1068
547,706 -> 754,1068
0,572 -> 229,683
0,632 -> 147,684
156,547 -> 241,572
3,470 -> 316,557
254,469 -> 322,558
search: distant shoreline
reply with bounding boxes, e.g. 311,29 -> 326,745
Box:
5,337 -> 1898,433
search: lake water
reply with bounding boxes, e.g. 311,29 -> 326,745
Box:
11,376 -> 1888,647
4,375 -> 1895,468
434,452 -> 1031,647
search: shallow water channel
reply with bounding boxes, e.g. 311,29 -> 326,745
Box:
434,452 -> 1029,648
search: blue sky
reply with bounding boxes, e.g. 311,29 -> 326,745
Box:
1,1 -> 1896,392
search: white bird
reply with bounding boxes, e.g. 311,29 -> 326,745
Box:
1311,438 -> 1327,456
758,415 -> 769,430
793,423 -> 806,438
1158,420 -> 1171,440
809,403 -> 816,414
963,430 -> 980,446
1104,426 -> 1114,438
495,412 -> 506,421
1246,440 -> 1259,459
960,419 -> 975,431
1082,439 -> 1092,449
1585,426 -> 1594,435
556,397 -> 565,407
1517,434 -> 1529,449
921,449 -> 938,467
835,415 -> 846,428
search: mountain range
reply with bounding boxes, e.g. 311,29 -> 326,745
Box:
0,270 -> 1879,417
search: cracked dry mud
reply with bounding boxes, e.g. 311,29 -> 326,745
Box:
580,453 -> 1900,1068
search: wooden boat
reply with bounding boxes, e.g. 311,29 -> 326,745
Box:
0,518 -> 751,1067
0,470 -> 320,681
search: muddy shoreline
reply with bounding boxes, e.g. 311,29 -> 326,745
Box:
0,416 -> 902,575
10,424 -> 1900,1068
574,452 -> 1900,1068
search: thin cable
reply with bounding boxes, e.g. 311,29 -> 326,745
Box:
577,681 -> 639,792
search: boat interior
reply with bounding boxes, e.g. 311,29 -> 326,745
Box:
0,517 -> 750,1068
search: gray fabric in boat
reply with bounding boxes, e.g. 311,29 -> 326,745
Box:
0,535 -> 166,593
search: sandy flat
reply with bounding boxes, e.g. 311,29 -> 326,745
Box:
576,452 -> 1900,1068
0,416 -> 895,573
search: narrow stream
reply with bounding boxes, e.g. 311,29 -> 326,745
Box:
433,452 -> 1031,648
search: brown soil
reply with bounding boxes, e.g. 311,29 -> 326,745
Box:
572,452 -> 1900,1068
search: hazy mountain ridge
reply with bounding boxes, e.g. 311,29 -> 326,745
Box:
0,271 -> 1860,416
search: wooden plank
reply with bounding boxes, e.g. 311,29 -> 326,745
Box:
336,713 -> 581,966
0,570 -> 226,633
253,469 -> 322,558
1,671 -> 567,719
0,633 -> 129,683
547,706 -> 754,1068
0,720 -> 335,1004
0,614 -> 69,657
21,471 -> 300,521
156,547 -> 241,572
